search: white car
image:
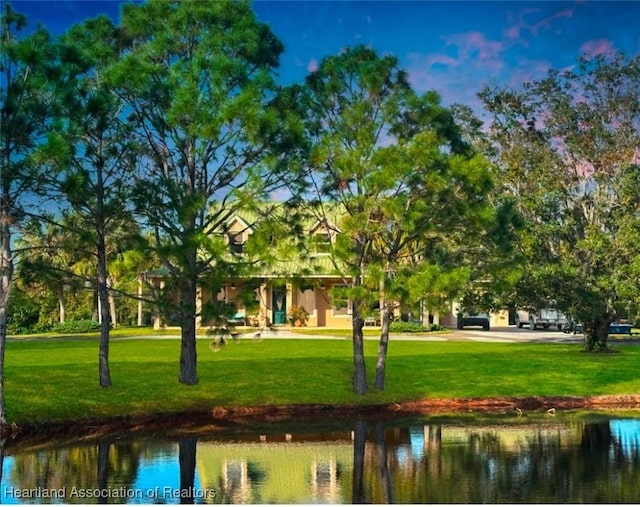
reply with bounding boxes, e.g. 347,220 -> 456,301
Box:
515,308 -> 568,330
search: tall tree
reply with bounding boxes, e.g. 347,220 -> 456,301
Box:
37,15 -> 138,387
368,147 -> 497,390
0,4 -> 54,424
298,46 -> 413,394
479,53 -> 640,351
298,46 -> 497,393
109,0 -> 297,384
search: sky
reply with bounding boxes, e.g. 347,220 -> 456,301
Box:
10,0 -> 640,113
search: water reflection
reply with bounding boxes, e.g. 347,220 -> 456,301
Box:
2,417 -> 639,503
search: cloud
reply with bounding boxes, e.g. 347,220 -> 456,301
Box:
529,9 -> 573,36
307,58 -> 318,73
407,51 -> 459,69
507,58 -> 552,87
404,31 -> 508,109
405,53 -> 484,111
580,38 -> 616,59
504,7 -> 574,42
444,31 -> 506,73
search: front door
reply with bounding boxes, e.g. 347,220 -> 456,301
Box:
272,287 -> 287,325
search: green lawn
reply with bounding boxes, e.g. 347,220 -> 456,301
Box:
4,337 -> 639,425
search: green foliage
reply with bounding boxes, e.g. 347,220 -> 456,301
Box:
50,319 -> 101,334
6,286 -> 41,335
287,305 -> 309,326
388,321 -> 446,333
480,52 -> 640,349
107,1 -> 298,343
389,321 -> 426,333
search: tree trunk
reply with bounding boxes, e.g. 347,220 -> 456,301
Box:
97,235 -> 112,387
351,420 -> 367,504
375,303 -> 393,390
352,301 -> 367,395
179,436 -> 197,504
97,441 -> 110,504
0,304 -> 7,426
179,275 -> 198,385
0,200 -> 14,425
375,422 -> 393,503
0,439 -> 5,489
583,313 -> 614,351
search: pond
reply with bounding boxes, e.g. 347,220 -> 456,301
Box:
1,414 -> 640,504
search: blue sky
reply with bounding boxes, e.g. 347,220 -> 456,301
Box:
10,1 -> 640,111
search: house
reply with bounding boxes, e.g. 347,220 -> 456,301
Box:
140,202 -> 494,331
142,203 -> 366,330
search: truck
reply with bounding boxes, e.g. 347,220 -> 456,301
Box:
515,308 -> 569,330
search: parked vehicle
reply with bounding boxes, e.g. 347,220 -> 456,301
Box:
571,321 -> 632,335
457,312 -> 490,330
515,308 -> 568,330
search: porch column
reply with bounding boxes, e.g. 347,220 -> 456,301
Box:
153,279 -> 165,330
422,307 -> 430,328
259,282 -> 268,328
286,283 -> 293,324
195,286 -> 202,329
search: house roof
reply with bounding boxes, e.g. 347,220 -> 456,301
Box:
145,201 -> 349,281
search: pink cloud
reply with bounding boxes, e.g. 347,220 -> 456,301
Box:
504,25 -> 521,41
505,7 -> 573,42
529,9 -> 573,36
408,51 -> 460,69
405,61 -> 485,113
580,39 -> 616,59
307,58 -> 318,73
444,31 -> 506,73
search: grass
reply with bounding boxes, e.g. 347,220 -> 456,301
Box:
4,335 -> 640,425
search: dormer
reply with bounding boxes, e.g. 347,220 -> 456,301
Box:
226,215 -> 252,254
309,218 -> 337,254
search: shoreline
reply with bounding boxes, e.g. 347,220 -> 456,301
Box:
4,394 -> 640,450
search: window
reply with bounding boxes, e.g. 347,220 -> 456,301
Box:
312,232 -> 332,253
297,287 -> 316,314
228,232 -> 244,254
332,285 -> 351,316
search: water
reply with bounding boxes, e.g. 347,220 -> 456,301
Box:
2,416 -> 640,504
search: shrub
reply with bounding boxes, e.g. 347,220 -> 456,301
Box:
389,321 -> 446,333
50,320 -> 101,334
390,321 -> 427,333
288,305 -> 309,327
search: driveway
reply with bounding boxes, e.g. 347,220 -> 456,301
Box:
449,326 -> 584,344
250,326 -> 589,343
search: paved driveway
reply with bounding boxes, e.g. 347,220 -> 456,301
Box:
450,326 -> 583,343
253,326 -> 588,343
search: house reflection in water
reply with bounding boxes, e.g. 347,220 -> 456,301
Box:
196,434 -> 353,504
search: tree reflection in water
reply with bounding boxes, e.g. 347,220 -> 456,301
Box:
2,418 -> 640,504
351,420 -> 367,504
179,436 -> 197,504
